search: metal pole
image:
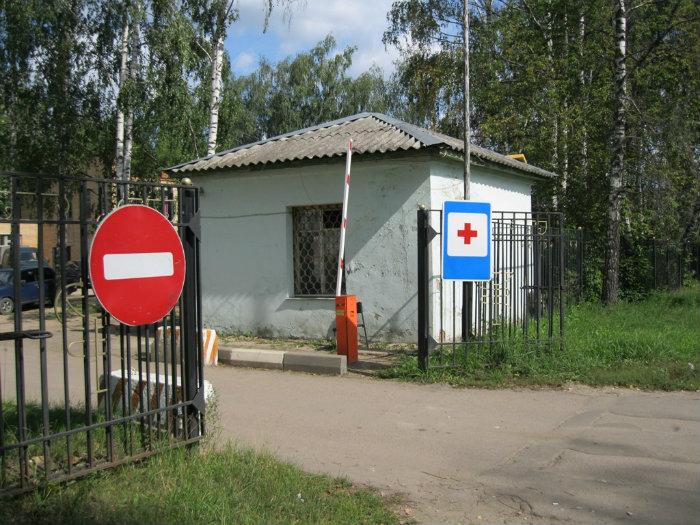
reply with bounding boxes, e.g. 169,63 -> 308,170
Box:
336,139 -> 353,297
417,208 -> 430,371
463,0 -> 471,198
461,0 -> 472,343
11,176 -> 29,487
652,239 -> 657,289
180,185 -> 200,438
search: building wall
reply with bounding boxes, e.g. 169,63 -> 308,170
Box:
0,182 -> 84,266
0,224 -> 39,248
192,155 -> 432,341
428,159 -> 536,341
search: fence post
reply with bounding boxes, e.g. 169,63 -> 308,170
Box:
559,215 -> 566,350
652,239 -> 657,290
180,185 -> 201,438
417,207 -> 430,371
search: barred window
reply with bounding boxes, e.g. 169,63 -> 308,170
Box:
292,204 -> 342,296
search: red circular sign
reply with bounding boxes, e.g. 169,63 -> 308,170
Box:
89,205 -> 186,326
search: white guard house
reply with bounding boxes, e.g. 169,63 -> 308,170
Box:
167,113 -> 556,342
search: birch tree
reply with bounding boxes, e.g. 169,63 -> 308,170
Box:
206,0 -> 236,156
204,1 -> 304,156
122,6 -> 142,183
114,16 -> 129,182
603,0 -> 627,304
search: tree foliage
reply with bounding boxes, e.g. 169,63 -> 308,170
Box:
1,0 -> 697,299
0,2 -> 388,178
385,0 -> 700,298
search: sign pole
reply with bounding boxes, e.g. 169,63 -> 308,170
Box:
336,139 -> 353,296
462,0 -> 472,342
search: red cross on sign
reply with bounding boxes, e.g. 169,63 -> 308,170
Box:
457,223 -> 478,244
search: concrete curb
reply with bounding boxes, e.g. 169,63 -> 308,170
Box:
219,348 -> 284,370
283,352 -> 347,375
219,347 -> 347,375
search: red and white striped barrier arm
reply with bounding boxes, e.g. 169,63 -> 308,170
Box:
336,139 -> 353,296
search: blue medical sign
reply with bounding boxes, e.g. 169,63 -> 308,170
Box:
442,200 -> 492,281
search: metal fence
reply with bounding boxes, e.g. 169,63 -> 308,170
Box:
565,231 -> 698,302
417,208 -> 565,370
0,171 -> 204,496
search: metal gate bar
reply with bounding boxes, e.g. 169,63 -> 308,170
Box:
0,171 -> 204,496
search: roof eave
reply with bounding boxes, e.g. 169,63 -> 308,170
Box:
166,112 -> 378,173
436,145 -> 557,180
176,147 -> 434,176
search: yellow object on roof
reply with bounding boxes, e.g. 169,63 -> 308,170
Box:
508,153 -> 527,163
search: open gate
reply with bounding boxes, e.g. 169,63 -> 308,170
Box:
417,207 -> 566,370
0,172 -> 204,495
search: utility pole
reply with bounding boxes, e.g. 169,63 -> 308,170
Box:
462,0 -> 472,342
463,0 -> 471,200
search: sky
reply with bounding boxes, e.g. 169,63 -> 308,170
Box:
225,0 -> 399,78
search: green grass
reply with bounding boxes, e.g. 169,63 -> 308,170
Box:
1,399 -> 186,490
380,284 -> 700,390
2,400 -> 397,524
0,444 -> 397,524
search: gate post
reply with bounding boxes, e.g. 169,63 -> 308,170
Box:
180,184 -> 202,438
417,207 -> 430,371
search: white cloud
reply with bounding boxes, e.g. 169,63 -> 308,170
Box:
232,51 -> 255,71
231,0 -> 399,77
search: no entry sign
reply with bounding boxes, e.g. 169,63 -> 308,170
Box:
442,200 -> 492,281
89,205 -> 186,326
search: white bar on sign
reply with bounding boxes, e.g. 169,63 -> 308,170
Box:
103,252 -> 174,280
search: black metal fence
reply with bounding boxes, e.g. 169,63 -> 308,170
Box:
565,231 -> 698,302
417,208 -> 565,370
0,171 -> 204,496
417,207 -> 699,371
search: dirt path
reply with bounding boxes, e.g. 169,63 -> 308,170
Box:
206,366 -> 700,524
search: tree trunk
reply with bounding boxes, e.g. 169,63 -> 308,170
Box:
123,111 -> 133,181
123,18 -> 140,183
579,11 -> 589,184
206,33 -> 224,156
207,0 -> 236,157
115,19 -> 129,181
561,10 -> 569,205
603,0 -> 628,305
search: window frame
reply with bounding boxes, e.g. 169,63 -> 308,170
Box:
291,204 -> 344,298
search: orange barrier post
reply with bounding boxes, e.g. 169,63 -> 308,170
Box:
335,295 -> 358,364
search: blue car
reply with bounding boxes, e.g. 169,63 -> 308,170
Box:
0,267 -> 56,315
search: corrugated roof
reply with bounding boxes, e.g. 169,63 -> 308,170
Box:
168,113 -> 556,179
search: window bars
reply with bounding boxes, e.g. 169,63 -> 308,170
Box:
292,204 -> 342,296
